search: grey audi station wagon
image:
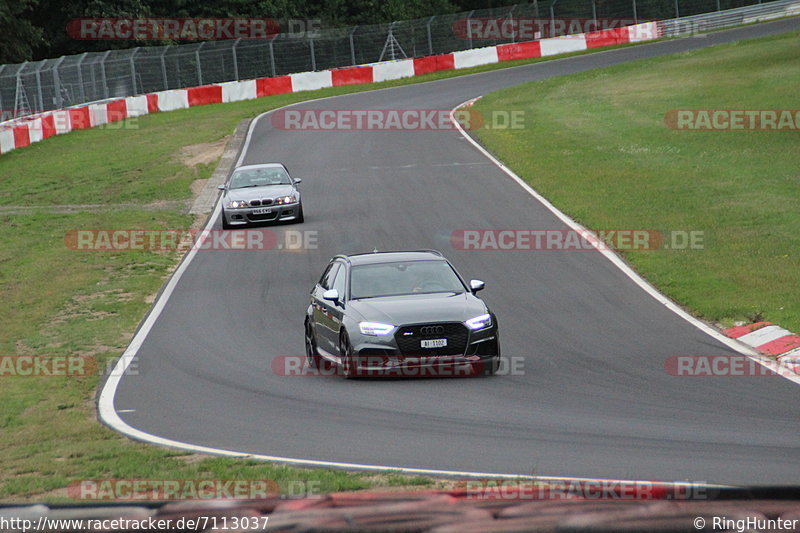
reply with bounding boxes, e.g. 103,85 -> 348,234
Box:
304,250 -> 500,378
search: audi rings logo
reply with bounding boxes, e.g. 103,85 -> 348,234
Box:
420,325 -> 445,336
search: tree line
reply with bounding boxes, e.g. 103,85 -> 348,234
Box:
2,0 -> 504,64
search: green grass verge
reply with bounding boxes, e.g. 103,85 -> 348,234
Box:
0,39 -> 656,502
472,30 -> 800,332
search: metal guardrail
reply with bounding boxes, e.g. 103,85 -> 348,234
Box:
0,0 -> 797,122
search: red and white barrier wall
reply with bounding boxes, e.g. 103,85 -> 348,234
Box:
0,22 -> 660,156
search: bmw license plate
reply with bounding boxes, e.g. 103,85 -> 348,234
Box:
252,208 -> 272,215
421,338 -> 447,349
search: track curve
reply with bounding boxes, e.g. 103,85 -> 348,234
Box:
104,18 -> 800,485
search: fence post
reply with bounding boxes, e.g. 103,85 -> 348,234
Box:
160,47 -> 169,90
99,50 -> 111,99
349,26 -> 358,65
632,0 -> 638,23
269,40 -> 276,77
426,16 -> 434,55
14,63 -> 28,117
466,10 -> 475,48
129,48 -> 139,95
53,56 -> 66,108
232,38 -> 240,81
195,42 -> 205,85
674,0 -> 680,19
34,62 -> 45,112
506,6 -> 517,43
591,0 -> 597,31
77,53 -> 88,102
310,38 -> 316,71
0,65 -> 5,116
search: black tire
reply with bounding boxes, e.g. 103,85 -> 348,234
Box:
482,355 -> 500,376
305,320 -> 321,369
480,343 -> 501,376
296,204 -> 304,223
221,211 -> 232,230
339,330 -> 357,379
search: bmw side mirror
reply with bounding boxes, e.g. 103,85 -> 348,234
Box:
469,279 -> 485,293
294,178 -> 302,184
217,184 -> 227,190
322,289 -> 340,302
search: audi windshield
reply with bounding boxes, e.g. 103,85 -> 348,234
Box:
350,260 -> 467,299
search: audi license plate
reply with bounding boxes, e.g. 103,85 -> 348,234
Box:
421,338 -> 447,349
252,208 -> 272,215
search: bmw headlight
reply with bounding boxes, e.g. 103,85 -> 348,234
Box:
275,195 -> 297,205
465,313 -> 492,330
226,200 -> 249,209
359,322 -> 395,336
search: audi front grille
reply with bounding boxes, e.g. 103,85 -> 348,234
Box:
394,322 -> 469,356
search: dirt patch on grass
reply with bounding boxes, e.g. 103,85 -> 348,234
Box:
180,138 -> 227,167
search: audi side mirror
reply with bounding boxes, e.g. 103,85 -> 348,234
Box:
216,184 -> 227,190
294,178 -> 302,184
469,279 -> 485,293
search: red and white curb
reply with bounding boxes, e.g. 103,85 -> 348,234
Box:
0,22 -> 661,156
725,322 -> 800,375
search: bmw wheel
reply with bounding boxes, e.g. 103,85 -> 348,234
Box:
221,211 -> 232,230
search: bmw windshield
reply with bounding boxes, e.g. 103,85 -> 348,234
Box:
350,260 -> 466,299
229,167 -> 292,189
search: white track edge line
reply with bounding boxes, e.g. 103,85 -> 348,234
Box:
449,98 -> 800,387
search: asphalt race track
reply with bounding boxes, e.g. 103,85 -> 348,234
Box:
107,18 -> 800,485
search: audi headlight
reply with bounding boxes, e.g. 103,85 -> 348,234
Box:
465,313 -> 492,330
275,195 -> 297,205
226,200 -> 249,209
359,322 -> 394,336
